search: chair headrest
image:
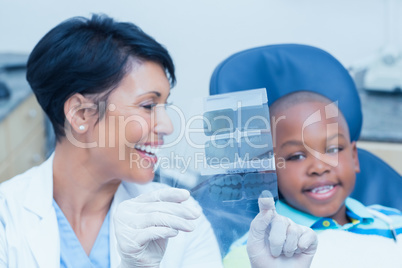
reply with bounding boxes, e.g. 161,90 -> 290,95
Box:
210,44 -> 363,141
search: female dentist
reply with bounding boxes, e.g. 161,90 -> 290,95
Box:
0,14 -> 317,268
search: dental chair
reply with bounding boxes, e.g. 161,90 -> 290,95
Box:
209,44 -> 402,211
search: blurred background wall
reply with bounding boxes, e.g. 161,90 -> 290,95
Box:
1,0 -> 401,177
0,0 -> 395,100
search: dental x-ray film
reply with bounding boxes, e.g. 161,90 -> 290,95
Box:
156,88 -> 278,256
195,88 -> 278,200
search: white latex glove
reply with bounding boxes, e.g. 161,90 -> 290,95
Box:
247,191 -> 317,268
114,188 -> 201,268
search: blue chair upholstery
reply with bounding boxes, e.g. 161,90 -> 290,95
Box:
209,44 -> 402,211
354,148 -> 402,210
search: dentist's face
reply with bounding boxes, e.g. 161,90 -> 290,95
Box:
91,60 -> 173,183
273,101 -> 360,224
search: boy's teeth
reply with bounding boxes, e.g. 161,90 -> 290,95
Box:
311,185 -> 334,194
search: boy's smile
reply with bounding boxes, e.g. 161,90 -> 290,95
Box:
303,182 -> 340,201
272,100 -> 360,225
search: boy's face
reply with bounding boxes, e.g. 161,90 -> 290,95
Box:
272,101 -> 360,223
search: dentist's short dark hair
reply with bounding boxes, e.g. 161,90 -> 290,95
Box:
26,13 -> 176,141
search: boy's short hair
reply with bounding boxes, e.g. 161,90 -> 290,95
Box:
271,90 -> 331,115
26,14 -> 175,140
270,90 -> 350,135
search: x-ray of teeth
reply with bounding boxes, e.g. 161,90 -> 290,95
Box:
205,138 -> 237,165
238,133 -> 273,160
204,109 -> 236,136
204,172 -> 278,202
200,89 -> 274,174
159,88 -> 278,258
208,174 -> 243,201
205,134 -> 274,164
239,104 -> 270,131
161,88 -> 277,195
243,173 -> 278,200
203,105 -> 270,135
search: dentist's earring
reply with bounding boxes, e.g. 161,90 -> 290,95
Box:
79,125 -> 85,131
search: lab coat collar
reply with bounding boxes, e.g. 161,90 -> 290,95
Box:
23,153 -> 60,267
23,153 -> 55,218
21,153 -> 141,268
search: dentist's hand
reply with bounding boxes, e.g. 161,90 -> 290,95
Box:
114,188 -> 201,268
247,191 -> 317,268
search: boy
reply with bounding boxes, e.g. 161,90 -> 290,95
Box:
224,91 -> 402,267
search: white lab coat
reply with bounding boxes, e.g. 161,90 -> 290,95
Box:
0,155 -> 223,268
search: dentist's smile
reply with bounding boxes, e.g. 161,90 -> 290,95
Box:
134,143 -> 162,164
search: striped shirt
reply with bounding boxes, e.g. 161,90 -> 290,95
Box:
223,198 -> 402,267
278,197 -> 402,239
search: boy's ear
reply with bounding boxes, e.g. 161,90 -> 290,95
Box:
64,93 -> 98,133
350,141 -> 361,173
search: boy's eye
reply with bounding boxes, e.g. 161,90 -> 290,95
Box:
286,153 -> 305,161
326,147 -> 343,154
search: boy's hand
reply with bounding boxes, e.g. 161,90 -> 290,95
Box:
247,191 -> 317,268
